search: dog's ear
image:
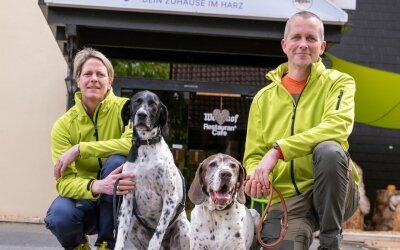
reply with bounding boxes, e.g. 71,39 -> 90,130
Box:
158,102 -> 169,137
121,100 -> 131,130
188,161 -> 206,205
236,163 -> 247,204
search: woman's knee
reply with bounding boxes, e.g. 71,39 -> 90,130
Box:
45,197 -> 83,232
106,155 -> 126,166
101,155 -> 127,178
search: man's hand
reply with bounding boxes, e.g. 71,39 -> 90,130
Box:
244,148 -> 280,197
91,165 -> 135,196
54,144 -> 80,179
244,175 -> 265,197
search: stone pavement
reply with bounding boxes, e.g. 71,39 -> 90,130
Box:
0,222 -> 134,250
0,222 -> 371,250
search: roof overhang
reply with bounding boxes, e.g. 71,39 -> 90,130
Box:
39,0 -> 348,67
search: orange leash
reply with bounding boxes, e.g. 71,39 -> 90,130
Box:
257,183 -> 289,249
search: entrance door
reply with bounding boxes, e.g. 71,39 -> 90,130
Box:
120,88 -> 252,166
187,92 -> 252,165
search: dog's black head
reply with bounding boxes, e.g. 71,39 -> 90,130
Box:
130,90 -> 168,137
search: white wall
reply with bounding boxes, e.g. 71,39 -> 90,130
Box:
0,0 -> 67,222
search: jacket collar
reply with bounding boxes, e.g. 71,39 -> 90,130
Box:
74,88 -> 116,116
266,58 -> 326,85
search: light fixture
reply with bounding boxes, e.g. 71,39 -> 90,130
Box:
64,75 -> 77,96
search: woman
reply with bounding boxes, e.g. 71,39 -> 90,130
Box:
45,48 -> 135,250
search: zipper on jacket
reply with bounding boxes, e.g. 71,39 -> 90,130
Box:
92,104 -> 103,178
291,105 -> 296,134
290,161 -> 300,195
336,90 -> 344,110
289,81 -> 310,196
290,104 -> 301,195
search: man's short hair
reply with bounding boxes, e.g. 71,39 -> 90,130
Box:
284,11 -> 325,41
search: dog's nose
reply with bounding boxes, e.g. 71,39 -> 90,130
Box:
137,112 -> 147,120
220,171 -> 232,180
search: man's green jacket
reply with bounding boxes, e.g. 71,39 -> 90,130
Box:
51,90 -> 132,200
243,60 -> 359,205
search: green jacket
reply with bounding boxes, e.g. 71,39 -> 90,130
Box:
51,90 -> 132,200
243,60 -> 359,205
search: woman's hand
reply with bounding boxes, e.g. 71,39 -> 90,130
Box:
91,165 -> 135,196
54,144 -> 80,179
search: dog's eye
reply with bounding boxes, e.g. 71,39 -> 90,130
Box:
133,99 -> 142,105
209,162 -> 216,168
229,163 -> 236,169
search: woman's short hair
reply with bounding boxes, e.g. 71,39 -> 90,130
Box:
73,47 -> 114,83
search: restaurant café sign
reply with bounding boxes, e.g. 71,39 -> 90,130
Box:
203,108 -> 239,136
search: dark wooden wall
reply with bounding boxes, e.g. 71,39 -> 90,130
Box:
330,0 -> 400,74
348,123 -> 400,224
329,0 -> 400,225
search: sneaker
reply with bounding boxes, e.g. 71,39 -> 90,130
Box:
74,242 -> 91,250
96,241 -> 110,250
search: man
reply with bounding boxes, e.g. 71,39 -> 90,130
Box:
243,11 -> 360,250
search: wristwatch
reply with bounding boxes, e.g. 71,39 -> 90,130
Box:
273,142 -> 284,160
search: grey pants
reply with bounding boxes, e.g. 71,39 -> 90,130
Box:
261,141 -> 360,250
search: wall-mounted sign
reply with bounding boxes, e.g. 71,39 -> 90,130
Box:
187,93 -> 252,158
44,0 -> 349,24
203,109 -> 239,136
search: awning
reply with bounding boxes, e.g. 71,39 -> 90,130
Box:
327,53 -> 400,129
44,0 -> 348,24
39,0 -> 346,67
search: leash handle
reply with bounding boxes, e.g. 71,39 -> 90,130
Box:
257,182 -> 289,249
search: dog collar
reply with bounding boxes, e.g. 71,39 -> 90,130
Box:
134,135 -> 162,147
127,131 -> 162,163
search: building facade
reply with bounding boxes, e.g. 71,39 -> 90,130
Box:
1,0 -> 399,229
0,0 -> 66,222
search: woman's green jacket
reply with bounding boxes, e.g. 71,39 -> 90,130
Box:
51,90 -> 132,200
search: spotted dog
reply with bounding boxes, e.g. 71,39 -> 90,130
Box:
114,90 -> 190,250
188,153 -> 260,250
